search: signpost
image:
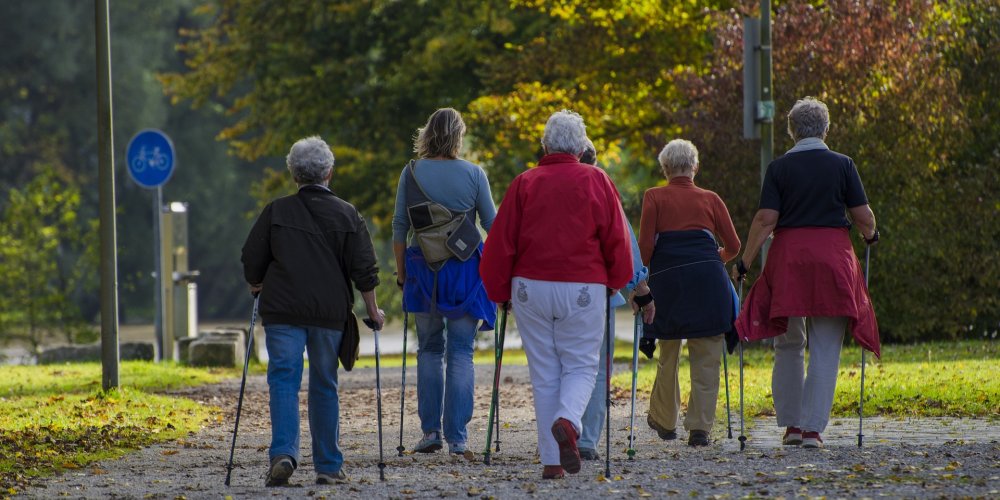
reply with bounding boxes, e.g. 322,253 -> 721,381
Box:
126,129 -> 175,360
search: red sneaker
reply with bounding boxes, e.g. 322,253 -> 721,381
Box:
542,465 -> 565,479
782,426 -> 803,446
802,431 -> 823,448
550,418 -> 581,474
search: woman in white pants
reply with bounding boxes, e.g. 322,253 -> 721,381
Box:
480,110 -> 633,479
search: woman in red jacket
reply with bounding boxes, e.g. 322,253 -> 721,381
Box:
480,110 -> 633,479
732,97 -> 879,449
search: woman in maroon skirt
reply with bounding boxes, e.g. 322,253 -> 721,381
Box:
731,97 -> 879,449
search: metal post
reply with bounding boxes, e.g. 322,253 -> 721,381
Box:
153,186 -> 163,360
95,0 -> 120,390
759,0 -> 774,264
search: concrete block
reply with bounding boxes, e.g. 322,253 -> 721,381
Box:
188,337 -> 244,368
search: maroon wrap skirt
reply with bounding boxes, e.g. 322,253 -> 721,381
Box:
735,227 -> 880,358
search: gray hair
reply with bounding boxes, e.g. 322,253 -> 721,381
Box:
787,97 -> 830,141
414,108 -> 466,159
286,136 -> 334,184
541,110 -> 588,155
658,139 -> 699,176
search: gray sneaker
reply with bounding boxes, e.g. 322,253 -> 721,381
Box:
449,442 -> 467,455
316,470 -> 347,484
578,448 -> 600,461
265,455 -> 295,487
414,431 -> 443,453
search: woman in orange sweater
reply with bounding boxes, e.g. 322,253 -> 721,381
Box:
638,139 -> 740,446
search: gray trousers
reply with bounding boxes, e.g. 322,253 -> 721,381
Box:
772,316 -> 848,433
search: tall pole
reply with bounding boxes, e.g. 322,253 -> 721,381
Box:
96,0 -> 120,390
759,0 -> 774,263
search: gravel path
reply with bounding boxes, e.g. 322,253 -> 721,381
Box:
21,363 -> 1000,499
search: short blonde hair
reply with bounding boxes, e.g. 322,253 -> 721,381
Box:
414,108 -> 466,159
657,139 -> 698,176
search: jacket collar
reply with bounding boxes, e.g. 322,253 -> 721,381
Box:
537,152 -> 584,166
299,184 -> 334,195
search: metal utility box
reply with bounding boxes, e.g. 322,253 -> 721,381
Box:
160,202 -> 199,360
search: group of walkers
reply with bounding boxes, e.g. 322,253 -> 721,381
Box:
241,97 -> 880,486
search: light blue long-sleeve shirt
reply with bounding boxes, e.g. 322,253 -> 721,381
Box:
391,158 -> 496,243
612,220 -> 648,308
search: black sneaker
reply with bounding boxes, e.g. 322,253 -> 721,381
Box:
687,430 -> 710,447
646,416 -> 677,440
265,455 -> 295,487
316,470 -> 347,484
578,448 -> 600,461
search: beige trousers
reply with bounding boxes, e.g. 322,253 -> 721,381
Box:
648,335 -> 723,432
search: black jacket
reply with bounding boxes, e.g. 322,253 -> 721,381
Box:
242,185 -> 380,330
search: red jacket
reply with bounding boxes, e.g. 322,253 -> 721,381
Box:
735,227 -> 880,357
480,153 -> 633,302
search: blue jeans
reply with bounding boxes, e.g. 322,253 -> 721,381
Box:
579,311 -> 616,450
414,312 -> 477,446
265,324 -> 343,474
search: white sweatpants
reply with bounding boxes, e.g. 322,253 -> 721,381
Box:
512,277 -> 606,466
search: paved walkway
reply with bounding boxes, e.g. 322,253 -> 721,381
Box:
21,364 -> 1000,499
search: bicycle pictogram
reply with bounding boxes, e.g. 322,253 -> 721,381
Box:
130,146 -> 170,173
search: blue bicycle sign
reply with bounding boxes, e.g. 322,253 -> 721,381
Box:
126,129 -> 175,188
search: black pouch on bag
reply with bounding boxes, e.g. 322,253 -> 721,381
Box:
340,312 -> 361,371
445,213 -> 481,262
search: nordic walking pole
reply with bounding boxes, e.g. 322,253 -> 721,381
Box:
858,243 -> 872,448
626,311 -> 640,460
604,292 -> 612,479
737,277 -> 747,451
493,309 -> 506,453
364,318 -> 387,481
224,294 -> 259,486
722,342 -> 733,439
483,305 -> 508,465
397,311 -> 409,456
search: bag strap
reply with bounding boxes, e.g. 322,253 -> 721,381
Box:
296,191 -> 355,305
405,160 -> 469,217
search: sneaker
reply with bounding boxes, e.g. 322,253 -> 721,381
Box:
687,430 -> 710,447
801,431 -> 823,448
316,470 -> 347,484
550,418 -> 581,474
449,442 -> 467,455
782,426 -> 803,446
542,465 -> 565,479
414,431 -> 443,453
646,415 -> 677,441
578,448 -> 600,461
264,455 -> 295,487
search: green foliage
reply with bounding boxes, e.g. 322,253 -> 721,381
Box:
615,340 -> 1000,423
0,166 -> 98,350
0,361 -> 230,494
654,0 -> 999,339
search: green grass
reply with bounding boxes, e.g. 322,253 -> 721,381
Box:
0,361 -> 238,494
612,340 -> 1000,422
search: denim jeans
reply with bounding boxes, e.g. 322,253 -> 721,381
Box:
265,324 -> 343,474
414,312 -> 477,446
578,310 -> 616,450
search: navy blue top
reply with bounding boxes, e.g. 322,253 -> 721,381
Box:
759,149 -> 868,228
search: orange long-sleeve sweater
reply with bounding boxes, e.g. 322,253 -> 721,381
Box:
638,176 -> 741,265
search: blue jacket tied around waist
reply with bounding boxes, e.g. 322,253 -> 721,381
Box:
644,230 -> 736,341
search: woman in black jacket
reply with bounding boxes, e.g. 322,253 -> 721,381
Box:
242,136 -> 384,486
